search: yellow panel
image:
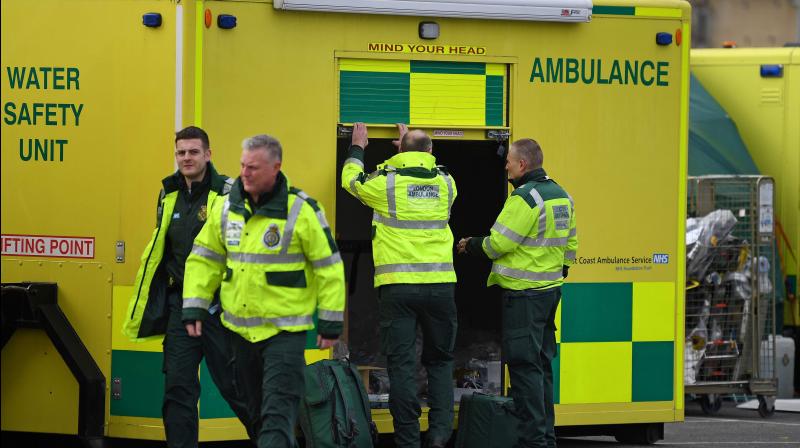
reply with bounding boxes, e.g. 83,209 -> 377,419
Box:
112,285 -> 164,352
560,342 -> 632,404
1,260 -> 111,434
635,7 -> 682,17
632,282 -> 675,341
410,73 -> 485,126
555,401 -> 679,426
339,58 -> 410,73
1,329 -> 79,434
555,300 -> 562,343
486,63 -> 506,76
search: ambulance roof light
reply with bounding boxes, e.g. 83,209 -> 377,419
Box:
760,64 -> 783,78
273,0 -> 592,23
142,13 -> 162,28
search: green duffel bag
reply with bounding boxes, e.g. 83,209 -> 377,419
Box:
454,392 -> 520,448
299,358 -> 378,448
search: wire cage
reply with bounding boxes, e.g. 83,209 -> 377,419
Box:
685,175 -> 777,417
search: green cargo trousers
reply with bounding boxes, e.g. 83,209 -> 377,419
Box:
502,287 -> 560,448
162,290 -> 256,447
232,330 -> 307,448
378,283 -> 457,448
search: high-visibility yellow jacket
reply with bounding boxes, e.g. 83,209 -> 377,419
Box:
182,172 -> 345,343
341,146 -> 457,287
468,168 -> 577,290
123,163 -> 232,341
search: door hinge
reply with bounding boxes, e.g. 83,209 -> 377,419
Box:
112,377 -> 122,400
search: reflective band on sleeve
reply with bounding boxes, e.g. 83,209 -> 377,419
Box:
228,252 -> 306,264
492,222 -> 568,247
492,222 -> 526,244
386,171 -> 397,218
318,309 -> 344,322
375,262 -> 454,275
565,250 -> 576,261
483,236 -> 501,260
223,312 -> 314,328
373,213 -> 448,230
316,210 -> 330,229
191,244 -> 226,264
491,264 -> 563,281
349,177 -> 366,204
183,297 -> 211,310
312,252 -> 343,268
345,157 -> 364,168
569,228 -> 577,237
522,237 -> 569,247
281,195 -> 306,254
221,198 -> 231,243
443,173 -> 454,217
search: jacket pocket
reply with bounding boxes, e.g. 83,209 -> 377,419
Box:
265,270 -> 307,288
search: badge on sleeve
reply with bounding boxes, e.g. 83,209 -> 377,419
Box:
263,223 -> 281,249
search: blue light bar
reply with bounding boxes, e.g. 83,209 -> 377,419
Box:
142,13 -> 162,28
656,32 -> 672,46
218,14 -> 237,29
760,64 -> 783,78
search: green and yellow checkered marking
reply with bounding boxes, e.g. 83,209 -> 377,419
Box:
339,59 -> 506,127
554,282 -> 676,404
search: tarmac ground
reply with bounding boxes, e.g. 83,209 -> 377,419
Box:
2,398 -> 798,447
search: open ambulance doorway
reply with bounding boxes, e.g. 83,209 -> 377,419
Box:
335,134 -> 508,398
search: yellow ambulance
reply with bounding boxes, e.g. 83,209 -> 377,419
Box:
692,47 -> 800,328
2,0 -> 690,444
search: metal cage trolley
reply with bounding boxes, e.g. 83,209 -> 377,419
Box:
685,175 -> 777,417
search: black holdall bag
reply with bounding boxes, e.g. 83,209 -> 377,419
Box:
454,392 -> 521,448
299,358 -> 378,448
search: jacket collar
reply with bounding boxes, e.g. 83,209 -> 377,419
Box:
162,162 -> 228,194
383,151 -> 437,170
510,167 -> 548,188
228,171 -> 289,220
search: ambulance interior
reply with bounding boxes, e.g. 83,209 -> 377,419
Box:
335,136 -> 509,402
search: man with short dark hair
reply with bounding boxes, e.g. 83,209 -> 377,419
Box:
341,122 -> 458,448
123,126 -> 254,447
183,133 -> 345,448
458,138 -> 577,448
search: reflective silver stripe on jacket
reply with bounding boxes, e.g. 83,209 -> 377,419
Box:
223,312 -> 314,328
442,172 -> 454,217
564,250 -> 576,262
386,170 -> 397,218
483,236 -> 501,260
318,309 -> 344,322
280,194 -> 306,254
221,198 -> 231,243
191,244 -> 226,264
529,188 -> 547,240
183,297 -> 211,310
372,213 -> 448,230
491,264 -> 563,281
228,252 -> 306,264
492,222 -> 569,248
349,176 -> 366,205
375,262 -> 454,275
312,252 -> 342,269
569,228 -> 577,237
344,157 -> 364,168
492,222 -> 526,244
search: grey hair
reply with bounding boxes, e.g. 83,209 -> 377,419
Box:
242,134 -> 283,162
512,138 -> 543,169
